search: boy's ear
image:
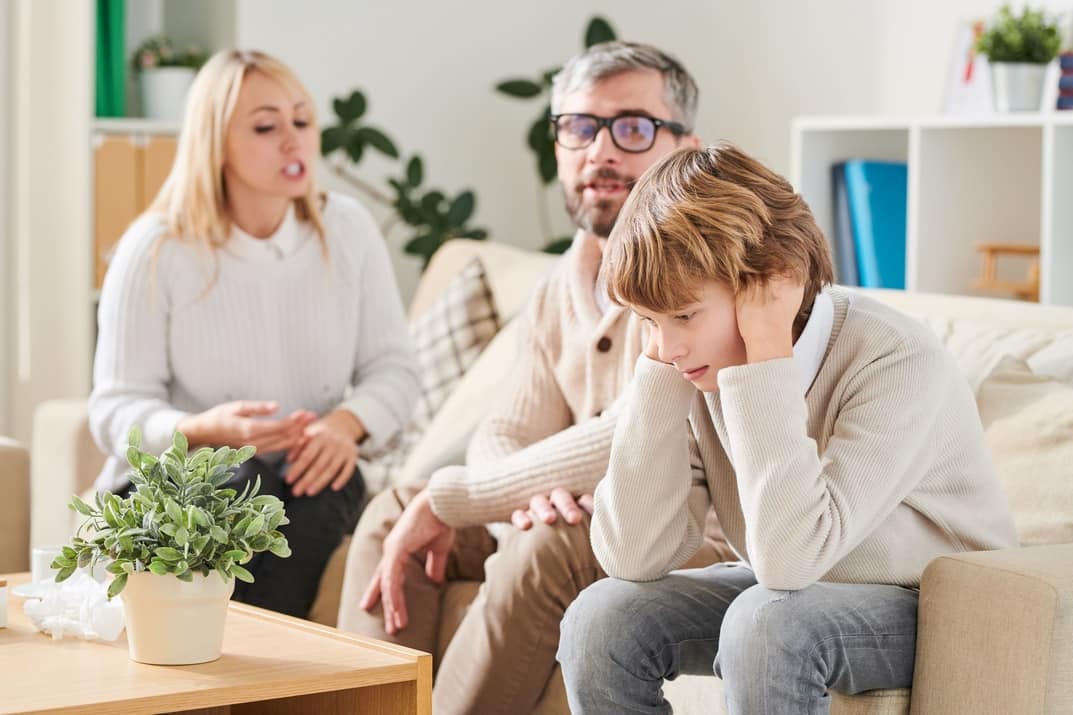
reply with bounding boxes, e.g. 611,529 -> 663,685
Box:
684,133 -> 702,150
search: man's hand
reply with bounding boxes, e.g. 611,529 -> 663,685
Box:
359,489 -> 455,635
510,487 -> 594,531
177,401 -> 316,452
285,409 -> 366,498
735,276 -> 805,364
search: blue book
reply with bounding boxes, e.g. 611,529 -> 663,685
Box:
843,160 -> 907,289
830,163 -> 859,286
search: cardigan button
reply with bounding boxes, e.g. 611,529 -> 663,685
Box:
596,336 -> 612,352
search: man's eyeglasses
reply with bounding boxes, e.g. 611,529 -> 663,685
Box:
549,113 -> 689,153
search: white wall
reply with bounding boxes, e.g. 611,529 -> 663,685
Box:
9,0 -> 94,444
235,0 -> 1073,294
0,0 -> 12,436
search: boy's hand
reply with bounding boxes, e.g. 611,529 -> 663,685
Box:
735,277 -> 804,364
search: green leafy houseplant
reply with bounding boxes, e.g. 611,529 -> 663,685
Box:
495,16 -> 617,254
131,35 -> 208,73
976,5 -> 1062,64
320,92 -> 488,270
53,428 -> 290,599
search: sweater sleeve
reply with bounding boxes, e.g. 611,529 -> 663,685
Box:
427,396 -> 621,527
89,218 -> 189,459
338,204 -> 421,452
591,356 -> 712,581
717,342 -> 950,591
464,285 -> 572,465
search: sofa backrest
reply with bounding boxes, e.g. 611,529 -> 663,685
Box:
859,288 -> 1073,547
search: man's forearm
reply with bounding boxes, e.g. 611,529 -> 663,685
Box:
428,411 -> 619,527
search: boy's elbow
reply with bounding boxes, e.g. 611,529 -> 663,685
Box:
750,554 -> 820,592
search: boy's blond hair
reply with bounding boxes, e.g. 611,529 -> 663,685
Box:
603,142 -> 834,335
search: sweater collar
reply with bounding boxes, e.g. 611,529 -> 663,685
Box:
567,229 -> 621,329
793,290 -> 834,393
225,204 -> 309,262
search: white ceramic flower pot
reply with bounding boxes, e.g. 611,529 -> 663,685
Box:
139,66 -> 196,121
990,62 -> 1048,112
120,571 -> 234,665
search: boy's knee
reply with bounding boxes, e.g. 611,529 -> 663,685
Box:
559,578 -> 655,674
718,585 -> 817,676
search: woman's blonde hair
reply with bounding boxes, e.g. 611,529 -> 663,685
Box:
149,49 -> 325,251
603,142 -> 834,335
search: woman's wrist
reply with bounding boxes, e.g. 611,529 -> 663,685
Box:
330,408 -> 367,443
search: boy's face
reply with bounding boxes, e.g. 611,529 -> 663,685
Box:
632,280 -> 747,393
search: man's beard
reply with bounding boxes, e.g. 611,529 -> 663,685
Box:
562,167 -> 635,238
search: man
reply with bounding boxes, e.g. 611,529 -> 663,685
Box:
336,41 -> 733,714
557,143 -> 1017,714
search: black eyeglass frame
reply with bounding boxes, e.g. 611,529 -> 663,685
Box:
548,112 -> 690,153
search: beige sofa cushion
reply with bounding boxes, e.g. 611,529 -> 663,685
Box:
977,355 -> 1073,546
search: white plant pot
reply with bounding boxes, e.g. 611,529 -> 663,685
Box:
120,571 -> 235,665
139,67 -> 196,121
990,62 -> 1048,112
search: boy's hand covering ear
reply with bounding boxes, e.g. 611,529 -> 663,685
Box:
735,277 -> 804,364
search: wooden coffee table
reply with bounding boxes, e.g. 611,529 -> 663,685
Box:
1,573 -> 431,714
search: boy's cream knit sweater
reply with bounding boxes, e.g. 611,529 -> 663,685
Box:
592,287 -> 1018,589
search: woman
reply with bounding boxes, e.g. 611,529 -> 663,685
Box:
89,50 -> 420,618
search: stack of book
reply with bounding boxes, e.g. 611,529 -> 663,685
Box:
830,160 -> 908,289
1059,52 -> 1073,110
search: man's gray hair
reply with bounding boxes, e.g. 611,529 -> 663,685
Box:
550,41 -> 698,129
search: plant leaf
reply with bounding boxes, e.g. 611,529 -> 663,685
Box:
321,126 -> 346,155
406,156 -> 424,187
244,514 -> 266,539
446,191 -> 476,227
357,127 -> 399,158
495,79 -> 543,98
230,564 -> 255,583
107,573 -> 127,599
584,16 -> 617,47
543,237 -> 574,254
333,90 -> 366,122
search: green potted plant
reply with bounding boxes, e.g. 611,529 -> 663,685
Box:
976,4 -> 1062,111
131,35 -> 208,121
52,428 -> 290,665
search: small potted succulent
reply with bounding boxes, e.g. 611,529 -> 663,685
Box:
52,428 -> 289,665
976,4 -> 1062,111
130,35 -> 208,121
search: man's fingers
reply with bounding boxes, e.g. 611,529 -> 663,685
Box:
529,494 -> 556,524
549,488 -> 582,524
578,493 -> 595,514
382,560 -> 408,634
359,566 -> 383,611
425,549 -> 448,584
511,509 -> 533,530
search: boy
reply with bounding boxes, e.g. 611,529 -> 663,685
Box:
557,143 -> 1016,714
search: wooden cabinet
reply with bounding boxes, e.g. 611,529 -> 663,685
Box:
92,127 -> 177,288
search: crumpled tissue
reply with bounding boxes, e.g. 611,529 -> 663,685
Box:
23,572 -> 125,641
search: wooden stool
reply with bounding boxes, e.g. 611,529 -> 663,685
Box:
973,242 -> 1040,302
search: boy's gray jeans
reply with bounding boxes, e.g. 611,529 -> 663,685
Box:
557,562 -> 919,714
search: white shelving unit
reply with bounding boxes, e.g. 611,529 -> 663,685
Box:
790,114 -> 1073,307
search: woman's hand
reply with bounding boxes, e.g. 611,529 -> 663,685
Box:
284,409 -> 366,497
177,401 -> 316,452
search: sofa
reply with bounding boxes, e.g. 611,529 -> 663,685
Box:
20,238 -> 1073,714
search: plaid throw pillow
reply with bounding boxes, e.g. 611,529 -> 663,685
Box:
360,257 -> 501,491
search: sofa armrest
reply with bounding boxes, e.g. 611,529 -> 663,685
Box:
30,400 -> 105,548
0,437 -> 30,572
910,544 -> 1073,715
